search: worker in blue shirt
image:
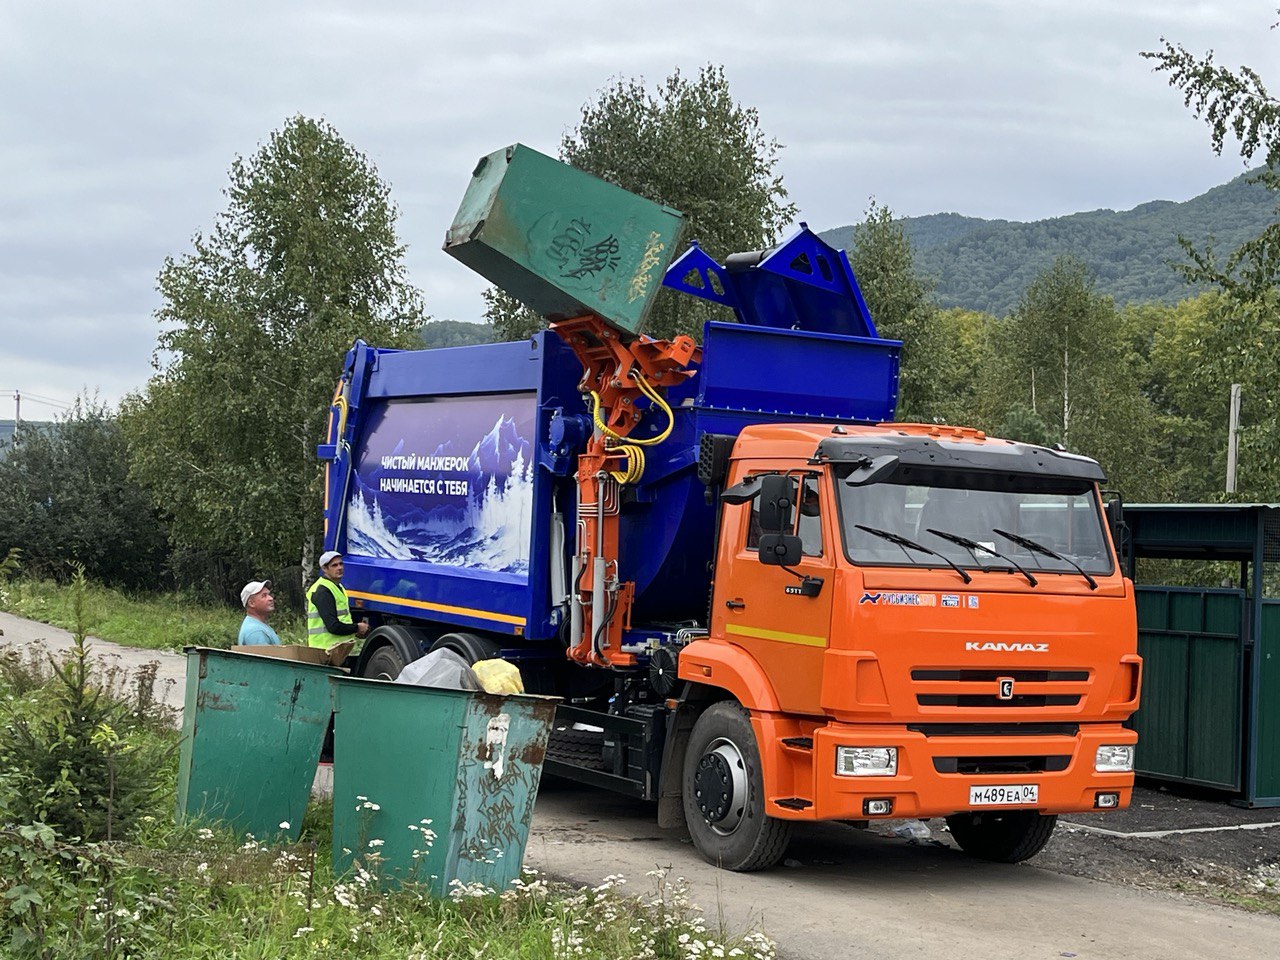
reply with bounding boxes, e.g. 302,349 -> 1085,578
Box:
238,580 -> 283,645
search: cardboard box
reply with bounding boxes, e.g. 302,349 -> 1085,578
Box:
230,640 -> 354,667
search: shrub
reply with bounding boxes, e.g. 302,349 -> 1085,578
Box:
0,569 -> 176,842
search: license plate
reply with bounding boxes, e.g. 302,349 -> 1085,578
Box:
969,784 -> 1038,806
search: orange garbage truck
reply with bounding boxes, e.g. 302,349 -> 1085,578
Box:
320,145 -> 1140,870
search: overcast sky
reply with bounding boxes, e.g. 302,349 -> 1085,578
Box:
1,1 -> 1274,418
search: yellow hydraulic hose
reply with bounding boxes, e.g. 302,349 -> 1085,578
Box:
588,374 -> 675,484
588,373 -> 675,447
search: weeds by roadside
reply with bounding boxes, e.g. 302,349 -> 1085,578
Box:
77,816 -> 777,960
4,802 -> 779,958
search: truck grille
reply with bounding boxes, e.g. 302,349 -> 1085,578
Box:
933,755 -> 1072,775
911,667 -> 1090,709
908,723 -> 1079,737
917,693 -> 1080,707
912,669 -> 1089,682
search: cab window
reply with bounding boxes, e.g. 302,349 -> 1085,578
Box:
745,475 -> 823,557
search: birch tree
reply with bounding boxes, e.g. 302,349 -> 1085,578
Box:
123,117 -> 424,580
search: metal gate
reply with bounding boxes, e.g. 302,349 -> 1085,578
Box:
1255,601 -> 1280,803
1133,587 -> 1244,790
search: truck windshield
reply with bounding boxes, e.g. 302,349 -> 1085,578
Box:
835,469 -> 1114,577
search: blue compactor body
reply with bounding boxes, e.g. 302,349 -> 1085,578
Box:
320,226 -> 901,680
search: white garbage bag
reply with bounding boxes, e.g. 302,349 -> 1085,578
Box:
394,648 -> 481,691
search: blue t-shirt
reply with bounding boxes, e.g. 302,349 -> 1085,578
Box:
238,617 -> 282,646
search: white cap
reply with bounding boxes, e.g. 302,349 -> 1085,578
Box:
319,550 -> 342,570
240,580 -> 272,607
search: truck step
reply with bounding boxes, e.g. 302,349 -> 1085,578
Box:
774,797 -> 814,811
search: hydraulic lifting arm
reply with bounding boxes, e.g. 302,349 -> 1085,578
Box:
551,315 -> 700,667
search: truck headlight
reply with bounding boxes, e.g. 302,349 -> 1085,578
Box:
836,746 -> 898,777
1095,745 -> 1134,773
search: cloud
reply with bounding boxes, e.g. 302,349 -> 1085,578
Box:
0,1 -> 1272,409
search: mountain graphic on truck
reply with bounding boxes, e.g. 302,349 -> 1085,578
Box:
345,398 -> 536,576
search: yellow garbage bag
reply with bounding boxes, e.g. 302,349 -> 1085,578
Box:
472,658 -> 524,695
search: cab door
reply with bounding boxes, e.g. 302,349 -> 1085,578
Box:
715,472 -> 835,715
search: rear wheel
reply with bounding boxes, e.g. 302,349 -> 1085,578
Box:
682,702 -> 792,872
945,810 -> 1057,863
359,624 -> 430,681
430,631 -> 502,664
362,644 -> 407,682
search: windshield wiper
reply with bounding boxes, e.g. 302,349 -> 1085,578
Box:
854,524 -> 972,584
924,528 -> 1038,587
993,529 -> 1097,590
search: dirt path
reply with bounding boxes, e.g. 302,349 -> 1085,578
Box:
0,610 -> 187,712
529,782 -> 1280,960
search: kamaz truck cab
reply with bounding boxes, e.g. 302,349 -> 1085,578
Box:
673,422 -> 1138,868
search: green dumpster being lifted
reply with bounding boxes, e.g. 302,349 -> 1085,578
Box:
329,676 -> 558,895
177,648 -> 340,841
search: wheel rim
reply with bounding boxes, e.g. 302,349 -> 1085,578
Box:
693,736 -> 748,835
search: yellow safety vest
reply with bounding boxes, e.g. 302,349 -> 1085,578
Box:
306,577 -> 353,649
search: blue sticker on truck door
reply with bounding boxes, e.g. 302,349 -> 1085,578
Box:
345,393 -> 536,576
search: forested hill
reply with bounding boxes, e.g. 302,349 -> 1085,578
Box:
820,171 -> 1276,316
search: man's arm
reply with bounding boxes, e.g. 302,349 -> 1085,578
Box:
313,585 -> 358,636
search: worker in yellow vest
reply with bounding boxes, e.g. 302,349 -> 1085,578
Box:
307,551 -> 369,649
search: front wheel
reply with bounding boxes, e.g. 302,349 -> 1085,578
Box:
945,810 -> 1057,863
682,702 -> 792,871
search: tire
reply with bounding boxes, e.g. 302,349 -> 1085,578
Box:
547,726 -> 606,770
362,644 -> 407,682
682,701 -> 792,871
946,810 -> 1057,863
430,631 -> 502,665
358,624 -> 429,681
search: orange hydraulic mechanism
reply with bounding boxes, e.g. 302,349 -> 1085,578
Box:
551,314 -> 701,667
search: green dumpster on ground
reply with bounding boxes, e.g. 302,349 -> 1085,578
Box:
329,676 -> 557,896
177,647 -> 340,841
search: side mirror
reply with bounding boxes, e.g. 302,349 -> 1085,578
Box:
1104,491 -> 1130,572
1105,495 -> 1124,530
843,454 -> 900,487
758,474 -> 795,534
759,533 -> 803,567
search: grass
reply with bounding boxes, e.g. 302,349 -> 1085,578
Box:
1182,862 -> 1280,918
111,818 -> 777,960
0,577 -> 306,651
